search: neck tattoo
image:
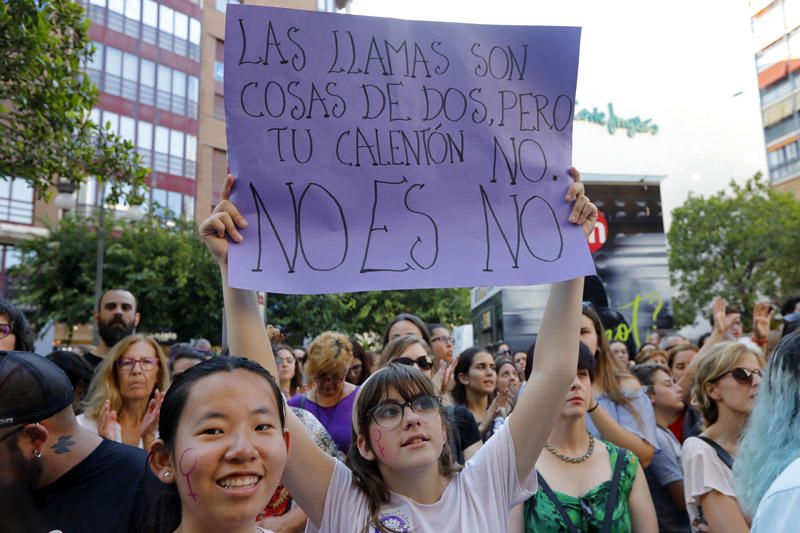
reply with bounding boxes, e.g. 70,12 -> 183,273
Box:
544,432 -> 596,464
51,435 -> 76,454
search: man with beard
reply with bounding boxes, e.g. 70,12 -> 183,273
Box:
84,289 -> 141,368
0,350 -> 157,533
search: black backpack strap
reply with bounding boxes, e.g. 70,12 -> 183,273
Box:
600,448 -> 628,533
697,436 -> 734,470
535,473 -> 580,533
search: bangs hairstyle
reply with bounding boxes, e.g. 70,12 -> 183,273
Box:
735,332 -> 800,515
691,342 -> 764,426
305,331 -> 353,379
145,356 -> 286,533
379,334 -> 433,368
346,364 -> 460,533
82,334 -> 170,419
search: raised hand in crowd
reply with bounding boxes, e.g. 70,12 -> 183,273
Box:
751,301 -> 775,342
199,168 -> 598,532
96,399 -> 118,441
139,388 -> 164,451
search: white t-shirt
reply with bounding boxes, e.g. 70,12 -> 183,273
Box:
751,456 -> 800,532
681,437 -> 739,531
306,421 -> 537,533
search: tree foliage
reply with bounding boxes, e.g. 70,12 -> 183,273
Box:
0,0 -> 147,203
11,215 -> 223,343
268,288 -> 471,347
667,174 -> 800,328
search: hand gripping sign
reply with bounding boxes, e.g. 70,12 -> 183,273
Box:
224,5 -> 594,294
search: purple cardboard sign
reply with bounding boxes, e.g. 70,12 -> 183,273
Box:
224,5 -> 594,294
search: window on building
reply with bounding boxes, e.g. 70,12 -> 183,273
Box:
108,0 -> 124,15
216,0 -> 241,13
125,0 -> 141,21
120,116 -> 136,143
786,141 -> 798,161
189,18 -> 201,45
142,0 -> 157,26
89,42 -> 104,70
174,11 -> 188,40
159,4 -> 174,34
105,47 -> 122,76
0,178 -> 35,224
102,110 -> 120,134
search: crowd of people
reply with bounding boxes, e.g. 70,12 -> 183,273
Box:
1,171 -> 800,533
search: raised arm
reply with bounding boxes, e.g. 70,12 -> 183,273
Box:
508,170 -> 597,482
199,174 -> 335,526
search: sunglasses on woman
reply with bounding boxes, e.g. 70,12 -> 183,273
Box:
393,356 -> 434,371
719,367 -> 762,385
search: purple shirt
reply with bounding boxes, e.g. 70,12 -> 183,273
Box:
288,387 -> 358,454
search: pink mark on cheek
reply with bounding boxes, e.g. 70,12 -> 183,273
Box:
178,448 -> 199,503
372,429 -> 386,459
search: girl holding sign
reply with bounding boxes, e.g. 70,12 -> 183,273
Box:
199,170 -> 597,532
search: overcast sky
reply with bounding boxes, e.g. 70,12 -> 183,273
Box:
349,0 -> 767,229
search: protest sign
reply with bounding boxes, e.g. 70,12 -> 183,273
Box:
224,5 -> 594,294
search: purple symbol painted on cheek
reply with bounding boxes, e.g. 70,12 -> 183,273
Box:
179,448 -> 199,502
373,429 -> 386,459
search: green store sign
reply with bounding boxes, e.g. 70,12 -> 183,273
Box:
574,103 -> 658,138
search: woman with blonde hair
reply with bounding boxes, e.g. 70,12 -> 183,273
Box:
288,331 -> 358,454
79,333 -> 169,449
681,342 -> 763,532
581,304 -> 658,467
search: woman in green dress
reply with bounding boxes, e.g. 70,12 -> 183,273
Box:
511,342 -> 657,533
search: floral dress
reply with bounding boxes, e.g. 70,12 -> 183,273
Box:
523,441 -> 639,533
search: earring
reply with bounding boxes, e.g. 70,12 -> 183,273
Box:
162,470 -> 171,478
33,449 -> 42,459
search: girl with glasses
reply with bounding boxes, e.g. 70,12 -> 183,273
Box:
380,334 -> 482,464
200,170 -> 597,532
681,342 -> 763,532
287,332 -> 358,455
79,333 -> 169,449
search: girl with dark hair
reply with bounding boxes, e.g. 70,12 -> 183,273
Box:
379,334 -> 482,464
735,332 -> 800,531
147,356 -> 290,533
200,170 -> 597,533
512,343 -> 658,532
0,297 -> 35,352
347,338 -> 372,386
451,347 -> 498,440
581,304 -> 657,467
273,343 -> 304,397
380,313 -> 432,348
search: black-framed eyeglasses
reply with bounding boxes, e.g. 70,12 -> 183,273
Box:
0,323 -> 13,340
314,374 -> 344,384
431,335 -> 454,345
368,395 -> 442,429
0,425 -> 26,443
717,367 -> 762,385
393,356 -> 434,371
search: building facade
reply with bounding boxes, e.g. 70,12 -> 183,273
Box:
752,0 -> 800,197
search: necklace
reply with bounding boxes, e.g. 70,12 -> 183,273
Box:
544,432 -> 595,464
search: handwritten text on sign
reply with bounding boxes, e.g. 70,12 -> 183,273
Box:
224,6 -> 594,294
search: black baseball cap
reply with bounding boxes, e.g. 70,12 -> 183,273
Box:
0,351 -> 73,428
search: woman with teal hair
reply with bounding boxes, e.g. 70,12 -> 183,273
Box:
734,332 -> 800,531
